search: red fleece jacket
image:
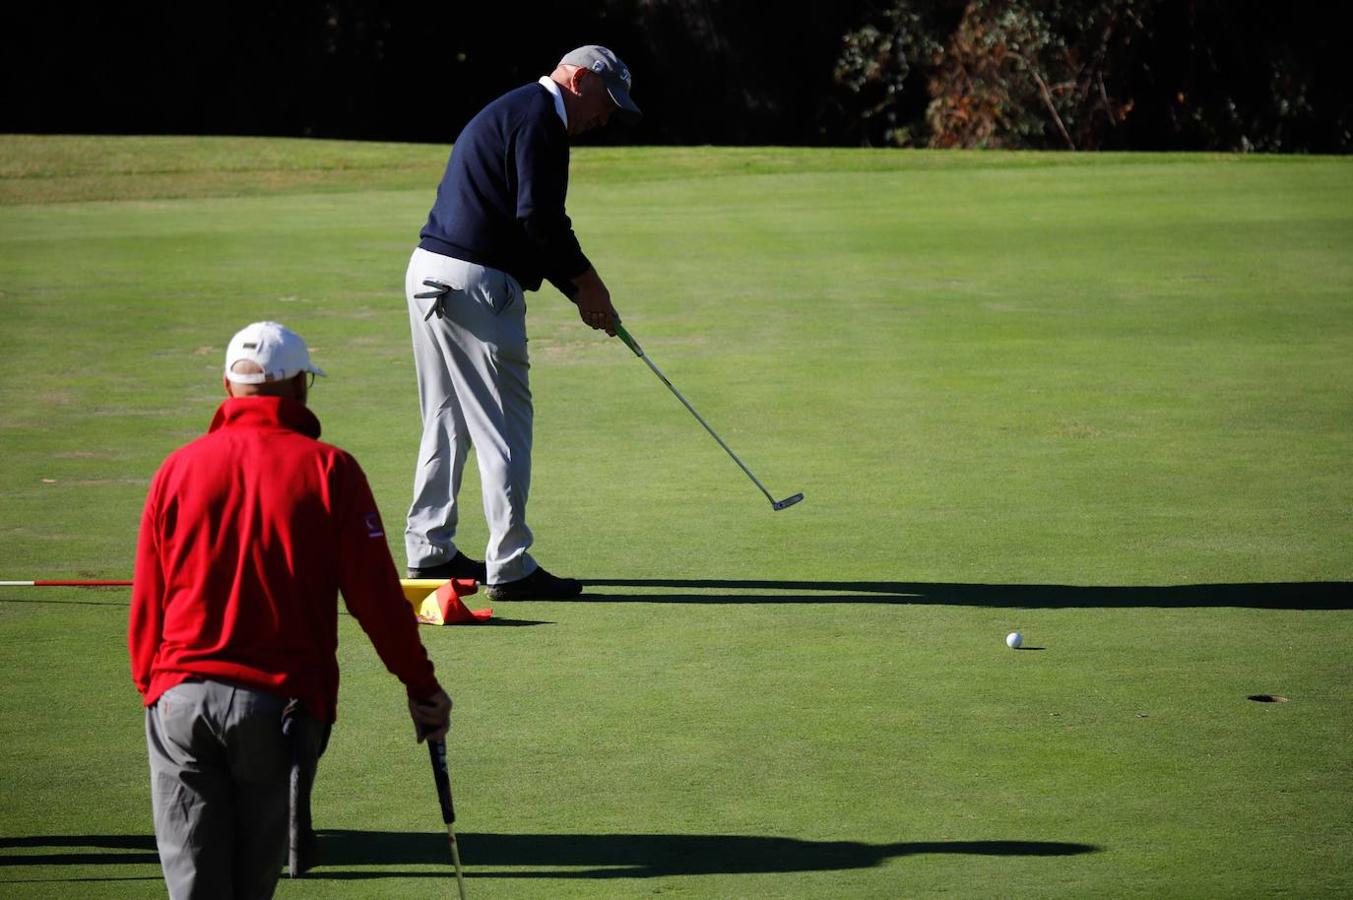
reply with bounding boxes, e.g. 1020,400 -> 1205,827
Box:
129,396 -> 440,721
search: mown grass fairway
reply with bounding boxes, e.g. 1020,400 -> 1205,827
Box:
1,136 -> 1351,898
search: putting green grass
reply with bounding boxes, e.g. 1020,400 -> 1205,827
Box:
1,136 -> 1350,898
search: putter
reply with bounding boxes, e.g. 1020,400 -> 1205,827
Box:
614,322 -> 803,511
425,737 -> 468,899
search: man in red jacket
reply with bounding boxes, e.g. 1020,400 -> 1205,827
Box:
130,321 -> 451,899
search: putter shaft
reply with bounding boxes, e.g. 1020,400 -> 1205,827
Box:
615,323 -> 801,510
447,824 -> 467,900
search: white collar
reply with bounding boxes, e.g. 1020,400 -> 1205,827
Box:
537,76 -> 568,129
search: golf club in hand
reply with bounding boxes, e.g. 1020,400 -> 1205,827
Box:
613,321 -> 803,511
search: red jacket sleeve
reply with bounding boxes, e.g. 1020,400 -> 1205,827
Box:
128,471 -> 166,699
332,454 -> 442,701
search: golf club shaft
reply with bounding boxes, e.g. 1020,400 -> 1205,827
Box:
449,826 -> 467,900
614,323 -> 779,505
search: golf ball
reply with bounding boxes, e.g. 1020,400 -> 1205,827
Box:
1006,631 -> 1023,649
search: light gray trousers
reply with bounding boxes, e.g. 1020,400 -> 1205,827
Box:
145,680 -> 290,900
404,247 -> 538,584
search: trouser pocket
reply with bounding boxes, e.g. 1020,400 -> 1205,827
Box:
485,269 -> 517,316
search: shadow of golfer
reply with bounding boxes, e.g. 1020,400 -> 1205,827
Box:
7,582 -> 1343,611
310,830 -> 1099,879
0,832 -> 1099,882
0,834 -> 159,867
575,579 -> 1351,610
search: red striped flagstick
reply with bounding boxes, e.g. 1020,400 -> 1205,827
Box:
0,580 -> 132,587
1,579 -> 490,627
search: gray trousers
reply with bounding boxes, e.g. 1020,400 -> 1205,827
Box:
146,680 -> 290,900
404,247 -> 539,584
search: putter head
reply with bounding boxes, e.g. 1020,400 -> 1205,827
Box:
772,493 -> 804,511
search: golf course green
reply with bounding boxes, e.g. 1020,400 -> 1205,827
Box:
1,136 -> 1350,897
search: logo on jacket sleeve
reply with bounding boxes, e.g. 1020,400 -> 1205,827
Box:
364,512 -> 385,538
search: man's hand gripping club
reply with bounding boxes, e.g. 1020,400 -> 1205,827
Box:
410,688 -> 452,743
571,266 -> 619,336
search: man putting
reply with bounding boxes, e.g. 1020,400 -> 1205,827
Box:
130,322 -> 452,898
404,45 -> 641,600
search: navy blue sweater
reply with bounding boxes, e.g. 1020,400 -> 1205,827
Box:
419,83 -> 589,296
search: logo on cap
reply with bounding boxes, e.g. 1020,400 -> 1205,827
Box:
585,52 -> 630,88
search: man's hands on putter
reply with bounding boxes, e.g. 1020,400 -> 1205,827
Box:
411,689 -> 453,742
571,266 -> 619,336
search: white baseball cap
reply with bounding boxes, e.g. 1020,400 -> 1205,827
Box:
224,321 -> 327,384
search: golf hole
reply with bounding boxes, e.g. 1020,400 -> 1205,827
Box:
1247,694 -> 1288,703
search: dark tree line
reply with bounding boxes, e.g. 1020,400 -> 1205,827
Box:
834,0 -> 1352,152
4,1 -> 1348,152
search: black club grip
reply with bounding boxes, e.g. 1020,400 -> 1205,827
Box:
427,739 -> 456,825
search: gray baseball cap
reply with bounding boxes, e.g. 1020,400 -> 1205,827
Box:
559,45 -> 642,124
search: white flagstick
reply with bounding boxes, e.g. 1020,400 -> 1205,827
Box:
0,580 -> 132,587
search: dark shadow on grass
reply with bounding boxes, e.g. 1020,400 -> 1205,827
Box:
0,834 -> 158,867
0,877 -> 165,884
6,582 -> 1345,610
577,579 -> 1351,610
0,832 -> 1098,881
307,830 -> 1099,879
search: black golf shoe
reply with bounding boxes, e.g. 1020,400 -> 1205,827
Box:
484,566 -> 583,601
407,551 -> 488,584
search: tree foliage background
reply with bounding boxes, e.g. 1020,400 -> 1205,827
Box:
4,0 -> 1348,152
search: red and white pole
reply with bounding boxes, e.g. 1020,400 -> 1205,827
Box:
0,580 -> 132,587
